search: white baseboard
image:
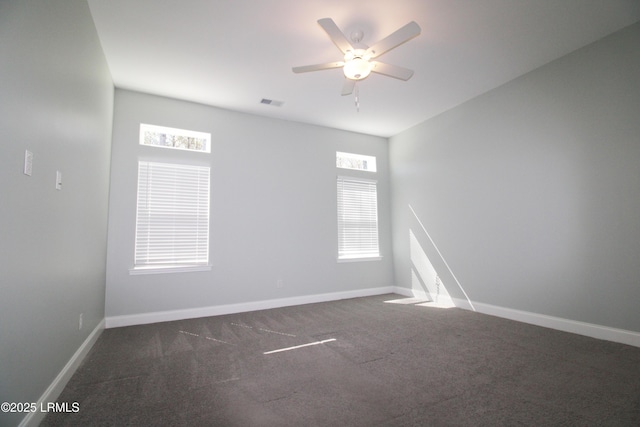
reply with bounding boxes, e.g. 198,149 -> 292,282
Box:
393,286 -> 426,299
105,286 -> 396,328
109,285 -> 640,347
395,287 -> 640,348
19,319 -> 105,427
466,300 -> 640,348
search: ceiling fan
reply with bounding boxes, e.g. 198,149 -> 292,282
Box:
293,18 -> 421,96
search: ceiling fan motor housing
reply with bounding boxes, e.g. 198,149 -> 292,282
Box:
343,49 -> 372,80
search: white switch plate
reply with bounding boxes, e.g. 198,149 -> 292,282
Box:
24,150 -> 33,176
56,170 -> 62,190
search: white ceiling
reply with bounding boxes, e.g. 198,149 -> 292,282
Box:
87,0 -> 640,137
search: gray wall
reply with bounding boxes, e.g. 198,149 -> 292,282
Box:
105,90 -> 393,318
390,22 -> 640,332
0,0 -> 113,425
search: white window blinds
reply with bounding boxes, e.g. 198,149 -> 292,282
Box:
134,161 -> 210,270
337,176 -> 380,259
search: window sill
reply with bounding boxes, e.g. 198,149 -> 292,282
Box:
129,265 -> 211,275
337,256 -> 382,263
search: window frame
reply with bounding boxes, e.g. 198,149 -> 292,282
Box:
336,151 -> 377,173
139,123 -> 211,153
336,175 -> 382,262
131,160 -> 211,275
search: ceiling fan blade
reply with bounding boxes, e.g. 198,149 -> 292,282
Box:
370,61 -> 414,80
341,78 -> 356,96
292,61 -> 344,73
318,18 -> 354,54
366,21 -> 421,58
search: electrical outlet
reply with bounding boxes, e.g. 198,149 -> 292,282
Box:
277,279 -> 284,288
79,313 -> 83,330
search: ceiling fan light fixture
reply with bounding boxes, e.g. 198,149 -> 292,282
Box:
292,18 -> 421,91
343,57 -> 372,80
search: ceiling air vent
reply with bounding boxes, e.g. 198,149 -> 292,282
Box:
260,98 -> 284,107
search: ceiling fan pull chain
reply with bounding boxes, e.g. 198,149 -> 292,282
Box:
355,83 -> 360,112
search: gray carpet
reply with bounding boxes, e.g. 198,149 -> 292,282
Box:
42,294 -> 640,426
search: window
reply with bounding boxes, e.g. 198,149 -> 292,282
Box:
133,161 -> 211,273
336,151 -> 377,172
140,123 -> 211,153
337,176 -> 380,261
